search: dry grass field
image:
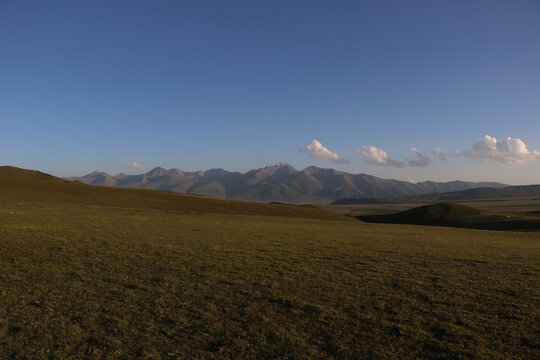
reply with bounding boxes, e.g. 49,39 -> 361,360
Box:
0,167 -> 539,359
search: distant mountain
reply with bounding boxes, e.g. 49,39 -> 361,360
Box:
333,185 -> 540,205
67,162 -> 507,204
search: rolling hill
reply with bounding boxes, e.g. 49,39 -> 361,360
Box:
357,202 -> 540,231
67,162 -> 506,204
0,166 -> 343,221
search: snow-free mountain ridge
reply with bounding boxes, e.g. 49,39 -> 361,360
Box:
67,163 -> 506,204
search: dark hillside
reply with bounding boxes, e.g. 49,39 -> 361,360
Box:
358,203 -> 540,231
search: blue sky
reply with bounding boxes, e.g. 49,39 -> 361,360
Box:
1,0 -> 539,184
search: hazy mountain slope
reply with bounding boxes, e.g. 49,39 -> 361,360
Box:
333,185 -> 540,205
67,163 -> 507,204
403,185 -> 540,202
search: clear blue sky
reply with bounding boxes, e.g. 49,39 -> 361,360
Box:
1,0 -> 539,184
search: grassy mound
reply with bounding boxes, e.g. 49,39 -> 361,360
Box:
394,203 -> 482,221
0,166 -> 345,220
358,202 -> 540,231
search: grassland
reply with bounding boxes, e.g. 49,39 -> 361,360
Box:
0,167 -> 539,359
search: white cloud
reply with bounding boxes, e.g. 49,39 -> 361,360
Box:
358,146 -> 405,167
126,161 -> 148,171
303,140 -> 349,163
464,135 -> 540,164
359,146 -> 432,167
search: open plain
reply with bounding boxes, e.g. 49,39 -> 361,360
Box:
0,167 -> 538,359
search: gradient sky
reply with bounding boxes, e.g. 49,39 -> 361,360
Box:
1,0 -> 539,184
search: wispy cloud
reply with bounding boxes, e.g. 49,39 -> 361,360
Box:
358,146 -> 405,167
302,140 -> 349,163
358,146 -> 432,167
407,149 -> 430,167
126,161 -> 148,171
435,147 -> 447,161
464,135 -> 540,164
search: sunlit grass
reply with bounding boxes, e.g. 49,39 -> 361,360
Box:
0,202 -> 538,359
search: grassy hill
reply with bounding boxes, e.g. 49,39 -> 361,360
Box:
358,202 -> 540,231
0,166 -> 344,221
1,166 -> 538,358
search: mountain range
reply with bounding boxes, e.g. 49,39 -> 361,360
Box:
66,162 -> 506,204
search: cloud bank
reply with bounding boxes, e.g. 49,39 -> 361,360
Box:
303,140 -> 349,163
309,134 -> 538,170
126,161 -> 148,171
358,146 -> 405,167
464,135 -> 540,164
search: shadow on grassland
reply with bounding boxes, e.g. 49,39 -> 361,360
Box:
357,203 -> 540,231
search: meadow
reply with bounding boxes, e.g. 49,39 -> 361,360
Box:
0,167 -> 539,359
1,200 -> 538,359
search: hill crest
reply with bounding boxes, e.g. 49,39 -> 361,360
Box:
358,202 -> 540,231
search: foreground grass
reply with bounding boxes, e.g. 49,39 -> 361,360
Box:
0,202 -> 538,359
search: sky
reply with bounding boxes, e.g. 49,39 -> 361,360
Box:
1,0 -> 539,184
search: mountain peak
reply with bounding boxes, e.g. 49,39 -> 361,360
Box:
67,164 -> 509,204
167,168 -> 185,176
250,162 -> 297,178
146,167 -> 168,177
203,168 -> 230,177
265,162 -> 295,171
